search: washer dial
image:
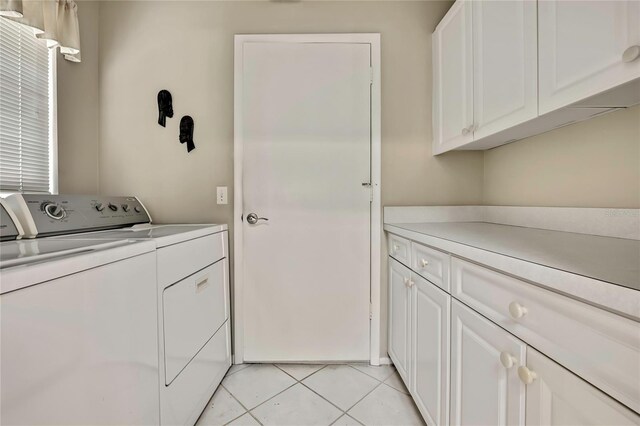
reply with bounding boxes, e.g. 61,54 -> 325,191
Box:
43,202 -> 66,220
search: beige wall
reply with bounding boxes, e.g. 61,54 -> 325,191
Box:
483,105 -> 640,208
57,1 -> 100,194
97,0 -> 482,226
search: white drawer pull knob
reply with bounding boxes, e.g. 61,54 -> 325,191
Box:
508,302 -> 528,319
622,45 -> 640,63
420,259 -> 429,268
393,244 -> 399,253
404,277 -> 410,286
408,280 -> 415,288
499,351 -> 517,369
518,366 -> 537,384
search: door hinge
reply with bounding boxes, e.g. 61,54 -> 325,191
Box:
369,303 -> 373,320
362,182 -> 374,202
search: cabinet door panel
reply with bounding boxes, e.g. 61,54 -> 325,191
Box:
388,258 -> 411,384
539,0 -> 640,114
451,300 -> 526,426
433,0 -> 474,154
473,0 -> 537,138
412,274 -> 450,426
525,348 -> 640,426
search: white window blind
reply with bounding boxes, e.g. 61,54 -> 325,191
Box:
0,18 -> 53,193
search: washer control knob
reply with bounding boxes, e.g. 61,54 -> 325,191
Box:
108,203 -> 118,212
43,203 -> 66,220
134,206 -> 141,213
121,204 -> 130,212
95,203 -> 105,212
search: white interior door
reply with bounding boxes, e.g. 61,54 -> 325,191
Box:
240,39 -> 372,362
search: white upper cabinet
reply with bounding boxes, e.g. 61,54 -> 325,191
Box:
432,0 -> 640,154
432,0 -> 473,154
450,300 -> 526,426
388,258 -> 412,385
472,0 -> 538,140
524,348 -> 640,426
411,274 -> 450,426
539,0 -> 640,114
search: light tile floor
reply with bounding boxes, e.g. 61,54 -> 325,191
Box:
196,363 -> 425,426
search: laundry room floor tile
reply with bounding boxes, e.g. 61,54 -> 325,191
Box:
197,363 -> 423,426
222,364 -> 296,409
347,384 -> 425,426
252,383 -> 342,426
331,414 -> 363,425
348,364 -> 395,382
227,413 -> 261,426
227,363 -> 252,376
276,364 -> 325,381
197,386 -> 246,425
383,371 -> 410,394
302,365 -> 379,411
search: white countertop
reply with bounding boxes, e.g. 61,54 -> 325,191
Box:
384,221 -> 640,319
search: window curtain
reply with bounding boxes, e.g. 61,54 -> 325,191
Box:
0,0 -> 81,62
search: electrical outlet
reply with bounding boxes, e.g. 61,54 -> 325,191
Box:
216,187 -> 228,205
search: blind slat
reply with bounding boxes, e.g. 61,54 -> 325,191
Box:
0,18 -> 52,193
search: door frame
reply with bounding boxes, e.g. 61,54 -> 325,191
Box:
233,33 -> 382,365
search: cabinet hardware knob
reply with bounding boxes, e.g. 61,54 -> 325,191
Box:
517,366 -> 537,385
622,45 -> 640,63
393,244 -> 399,254
500,351 -> 517,369
420,259 -> 429,268
508,301 -> 528,319
404,277 -> 410,286
409,280 -> 415,288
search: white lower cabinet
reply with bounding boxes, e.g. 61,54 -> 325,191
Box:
412,273 -> 450,426
524,348 -> 639,426
388,258 -> 412,384
451,300 -> 526,425
387,239 -> 640,426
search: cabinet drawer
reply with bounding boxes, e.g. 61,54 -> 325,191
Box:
451,257 -> 640,413
411,242 -> 450,292
157,232 -> 226,288
388,234 -> 411,267
163,260 -> 228,384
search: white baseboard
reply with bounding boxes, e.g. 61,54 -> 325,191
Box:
379,357 -> 393,365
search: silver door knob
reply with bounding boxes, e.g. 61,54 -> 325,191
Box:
246,213 -> 269,225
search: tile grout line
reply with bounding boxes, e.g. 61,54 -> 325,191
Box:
346,381 -> 384,413
329,412 -> 365,426
219,364 -> 403,426
220,383 -> 263,426
274,363 -> 330,383
298,380 -> 349,416
345,364 -> 395,383
297,365 -> 381,417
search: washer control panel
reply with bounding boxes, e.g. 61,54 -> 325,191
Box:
4,194 -> 151,238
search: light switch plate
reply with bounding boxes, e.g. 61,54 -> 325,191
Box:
216,187 -> 228,205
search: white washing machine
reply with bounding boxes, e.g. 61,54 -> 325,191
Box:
0,199 -> 160,425
5,194 -> 231,426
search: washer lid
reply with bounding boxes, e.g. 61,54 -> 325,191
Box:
56,224 -> 228,247
0,238 -> 155,294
